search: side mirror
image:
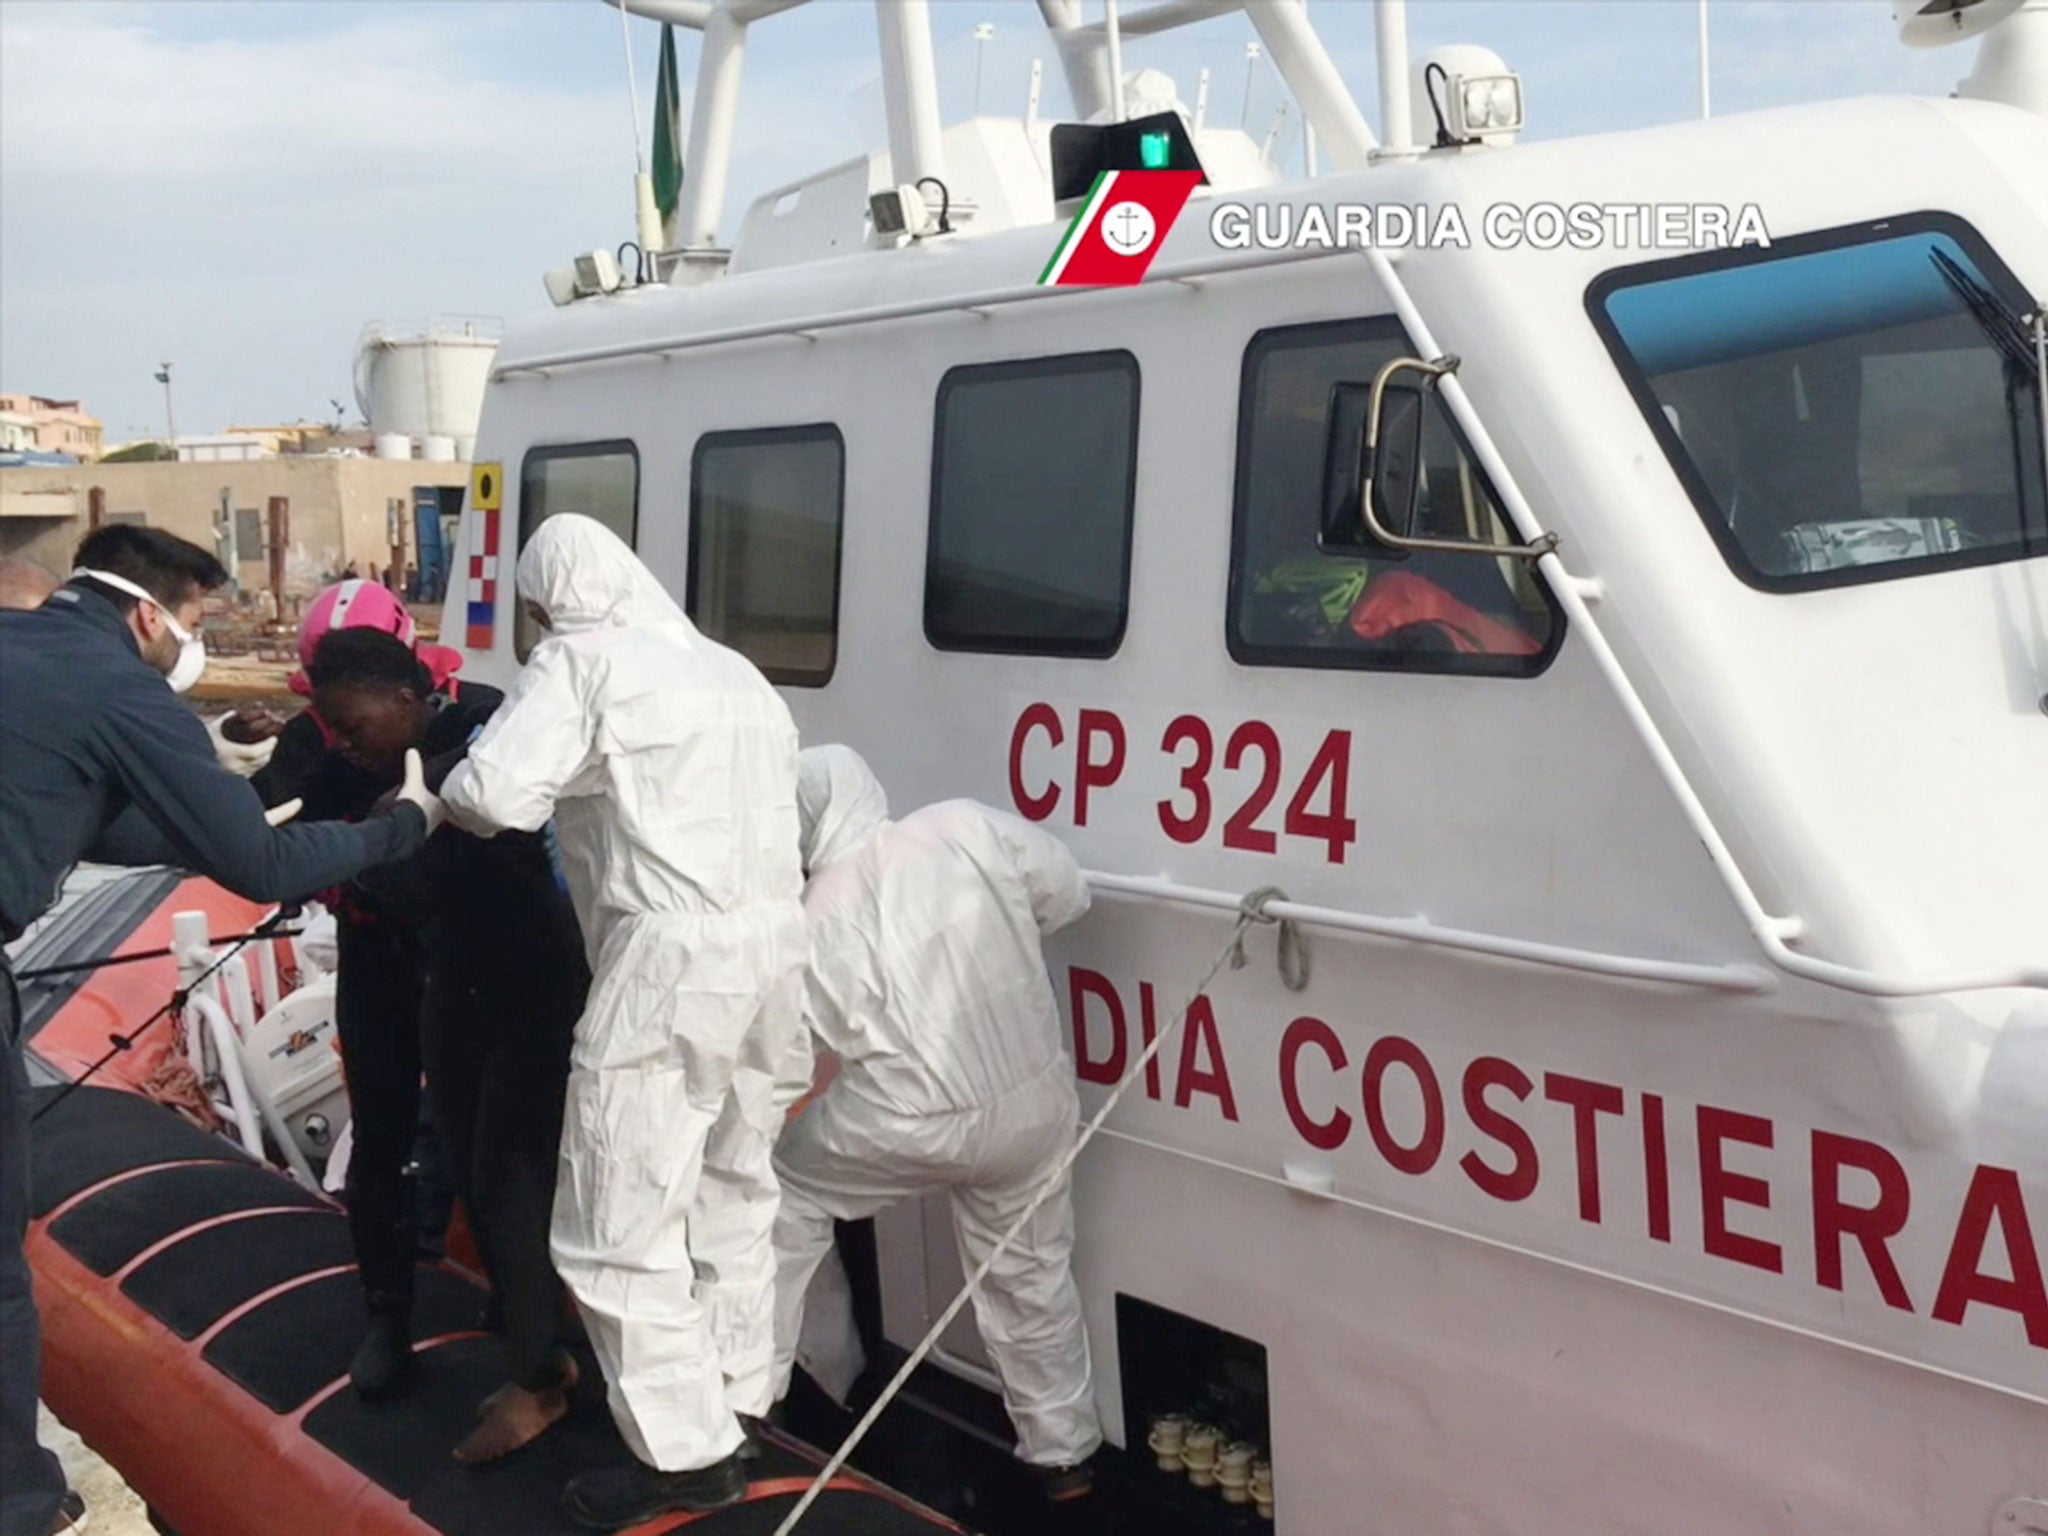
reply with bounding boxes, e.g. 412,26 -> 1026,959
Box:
1367,380 -> 1428,544
1320,383 -> 1389,554
1320,378 -> 1428,556
1340,354 -> 1559,562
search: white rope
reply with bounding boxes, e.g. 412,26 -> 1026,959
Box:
770,888 -> 1295,1535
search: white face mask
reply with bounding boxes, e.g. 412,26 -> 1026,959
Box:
75,566 -> 208,693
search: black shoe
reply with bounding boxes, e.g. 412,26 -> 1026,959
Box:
735,1414 -> 769,1461
1036,1456 -> 1096,1502
349,1309 -> 415,1402
563,1453 -> 749,1529
42,1489 -> 88,1534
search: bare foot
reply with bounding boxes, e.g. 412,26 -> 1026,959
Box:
454,1382 -> 570,1463
476,1352 -> 579,1420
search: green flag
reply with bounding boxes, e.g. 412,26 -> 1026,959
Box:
653,24 -> 683,232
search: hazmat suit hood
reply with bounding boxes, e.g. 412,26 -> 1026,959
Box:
517,513 -> 690,635
798,745 -> 890,873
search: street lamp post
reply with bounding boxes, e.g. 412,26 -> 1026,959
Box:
154,362 -> 177,457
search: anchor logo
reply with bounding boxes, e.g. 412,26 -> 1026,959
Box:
1100,202 -> 1157,257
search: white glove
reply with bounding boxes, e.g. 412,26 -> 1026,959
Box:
207,713 -> 278,777
265,798 -> 302,827
297,907 -> 340,972
394,747 -> 446,836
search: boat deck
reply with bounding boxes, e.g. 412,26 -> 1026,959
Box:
27,1086 -> 1237,1536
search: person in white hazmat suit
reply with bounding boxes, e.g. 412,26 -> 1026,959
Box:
437,514 -> 807,1527
770,745 -> 1104,1497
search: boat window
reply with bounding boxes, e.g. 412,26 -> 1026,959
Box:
688,425 -> 845,687
516,440 -> 639,659
925,350 -> 1139,657
1228,318 -> 1561,674
1591,214 -> 2046,590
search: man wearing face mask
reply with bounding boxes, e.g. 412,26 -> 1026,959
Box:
0,525 -> 440,1536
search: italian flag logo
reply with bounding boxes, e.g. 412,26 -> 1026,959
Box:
1039,170 -> 1205,287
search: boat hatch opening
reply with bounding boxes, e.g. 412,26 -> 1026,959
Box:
1116,1293 -> 1272,1529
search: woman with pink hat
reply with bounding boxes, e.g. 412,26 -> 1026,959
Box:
247,580 -> 469,1402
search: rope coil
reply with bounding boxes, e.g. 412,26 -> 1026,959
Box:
1231,885 -> 1311,993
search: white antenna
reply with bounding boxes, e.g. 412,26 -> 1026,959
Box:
618,0 -> 648,172
1105,0 -> 1127,121
1026,56 -> 1043,129
1240,40 -> 1262,130
616,3 -> 665,261
973,21 -> 994,114
1194,64 -> 1211,130
1697,0 -> 1712,118
1374,0 -> 1412,153
1260,99 -> 1291,167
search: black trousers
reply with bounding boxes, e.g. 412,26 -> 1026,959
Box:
424,966 -> 582,1390
334,918 -> 428,1315
1,965 -> 67,1536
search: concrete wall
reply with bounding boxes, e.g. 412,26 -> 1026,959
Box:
0,458 -> 467,596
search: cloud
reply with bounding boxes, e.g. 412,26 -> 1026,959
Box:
0,1 -> 864,435
0,3 -> 627,432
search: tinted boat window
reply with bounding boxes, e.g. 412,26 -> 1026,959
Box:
688,425 -> 845,687
516,441 -> 639,659
925,351 -> 1139,657
1228,317 -> 1561,675
1591,215 -> 2046,590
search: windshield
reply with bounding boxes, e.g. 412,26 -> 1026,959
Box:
1590,215 -> 2046,591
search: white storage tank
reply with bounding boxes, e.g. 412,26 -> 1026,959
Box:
353,317 -> 499,457
374,433 -> 413,461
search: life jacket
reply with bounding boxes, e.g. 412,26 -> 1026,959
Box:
1349,570 -> 1543,657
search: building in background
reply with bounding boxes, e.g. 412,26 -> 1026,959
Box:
0,410 -> 34,454
175,434 -> 275,464
0,394 -> 103,461
0,456 -> 468,604
226,422 -> 376,458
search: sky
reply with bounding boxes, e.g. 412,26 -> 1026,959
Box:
0,0 -> 1969,445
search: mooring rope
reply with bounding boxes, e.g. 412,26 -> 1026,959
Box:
770,886 -> 1302,1535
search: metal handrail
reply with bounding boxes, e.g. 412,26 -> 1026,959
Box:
1084,871 -> 1773,993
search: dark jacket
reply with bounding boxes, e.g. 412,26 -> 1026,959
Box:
0,582 -> 426,944
273,686 -> 586,1005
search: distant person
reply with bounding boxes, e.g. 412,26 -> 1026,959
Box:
0,527 -> 438,1536
770,745 -> 1103,1499
342,559 -> 360,580
0,558 -> 58,613
439,515 -> 806,1526
247,579 -> 467,1405
306,628 -> 589,1461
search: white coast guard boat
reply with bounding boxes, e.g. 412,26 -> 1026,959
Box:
435,0 -> 2048,1531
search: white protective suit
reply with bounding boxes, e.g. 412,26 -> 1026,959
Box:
439,514 -> 807,1472
770,745 -> 1103,1468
